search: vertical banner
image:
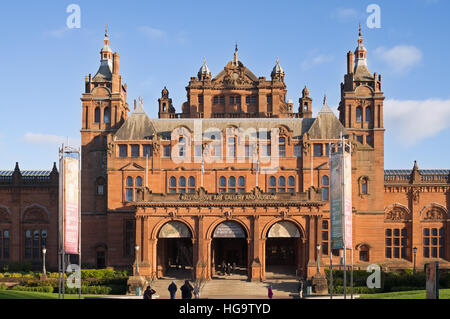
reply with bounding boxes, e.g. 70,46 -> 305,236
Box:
330,151 -> 343,249
59,152 -> 80,254
329,141 -> 352,249
343,151 -> 352,249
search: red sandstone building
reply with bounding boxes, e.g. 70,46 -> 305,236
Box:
0,27 -> 449,281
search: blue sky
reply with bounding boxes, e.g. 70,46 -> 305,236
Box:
0,0 -> 449,170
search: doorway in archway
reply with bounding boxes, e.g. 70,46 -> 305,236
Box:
157,221 -> 193,279
211,221 -> 248,278
265,220 -> 303,278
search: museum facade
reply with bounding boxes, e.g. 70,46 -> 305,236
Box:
0,27 -> 448,281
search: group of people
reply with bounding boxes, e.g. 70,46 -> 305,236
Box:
143,280 -> 195,299
220,261 -> 236,276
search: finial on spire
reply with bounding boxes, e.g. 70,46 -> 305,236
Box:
323,94 -> 327,105
105,24 -> 109,38
359,22 -> 362,37
233,43 -> 238,65
276,57 -> 279,65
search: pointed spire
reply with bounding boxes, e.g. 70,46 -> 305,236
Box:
319,94 -> 333,114
323,94 -> 327,105
233,43 -> 238,65
14,162 -> 20,173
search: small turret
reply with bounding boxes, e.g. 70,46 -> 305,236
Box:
299,86 -> 312,118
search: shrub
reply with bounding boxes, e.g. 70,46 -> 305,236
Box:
332,286 -> 380,294
11,285 -> 53,293
0,284 -> 7,290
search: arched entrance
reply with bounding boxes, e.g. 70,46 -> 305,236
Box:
266,220 -> 303,277
157,221 -> 193,278
211,220 -> 248,278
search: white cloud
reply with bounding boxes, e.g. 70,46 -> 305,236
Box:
44,26 -> 70,38
23,133 -> 80,148
301,53 -> 334,70
384,99 -> 450,146
333,7 -> 359,20
374,45 -> 422,73
139,26 -> 167,39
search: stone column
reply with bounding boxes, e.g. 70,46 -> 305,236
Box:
317,215 -> 323,274
307,215 -> 316,278
195,216 -> 207,280
250,215 -> 262,281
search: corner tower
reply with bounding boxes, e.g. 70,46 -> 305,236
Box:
338,25 -> 385,213
80,27 -> 129,213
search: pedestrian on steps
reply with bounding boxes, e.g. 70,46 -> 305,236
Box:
268,285 -> 273,299
168,281 -> 177,299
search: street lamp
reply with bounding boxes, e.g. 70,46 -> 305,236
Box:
135,245 -> 140,276
316,244 -> 321,274
42,246 -> 47,279
413,247 -> 418,275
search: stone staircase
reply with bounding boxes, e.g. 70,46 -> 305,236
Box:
147,273 -> 300,299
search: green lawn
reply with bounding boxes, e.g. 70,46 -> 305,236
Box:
359,289 -> 450,299
0,290 -> 95,299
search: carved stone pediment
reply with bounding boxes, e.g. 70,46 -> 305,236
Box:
385,204 -> 411,221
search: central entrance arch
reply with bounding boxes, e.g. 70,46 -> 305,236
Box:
265,220 -> 303,278
211,220 -> 248,278
157,221 -> 193,278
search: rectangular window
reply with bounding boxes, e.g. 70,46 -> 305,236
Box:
219,96 -> 225,105
230,96 -> 235,105
322,221 -> 329,255
124,220 -> 135,257
423,227 -> 445,258
357,135 -> 363,144
385,228 -> 407,259
131,145 -> 140,157
213,96 -> 219,105
313,144 -> 323,157
119,145 -> 128,158
294,145 -> 302,157
163,145 -> 171,158
198,95 -> 204,105
143,145 -> 152,157
267,95 -> 272,104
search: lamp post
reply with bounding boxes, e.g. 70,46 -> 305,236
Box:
413,247 -> 417,275
42,247 -> 47,279
135,245 -> 140,276
316,244 -> 321,274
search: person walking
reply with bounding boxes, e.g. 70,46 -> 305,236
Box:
180,280 -> 194,299
143,286 -> 156,299
268,285 -> 273,299
226,263 -> 231,276
221,261 -> 226,276
168,281 -> 177,299
298,279 -> 304,299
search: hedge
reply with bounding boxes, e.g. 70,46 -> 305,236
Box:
11,285 -> 54,293
332,286 -> 380,294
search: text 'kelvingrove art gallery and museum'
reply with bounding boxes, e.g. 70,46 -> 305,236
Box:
0,27 -> 448,283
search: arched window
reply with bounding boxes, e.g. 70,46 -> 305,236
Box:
135,177 -> 143,187
219,176 -> 226,193
279,137 -> 286,157
188,176 -> 195,193
322,176 -> 329,200
278,176 -> 286,192
268,176 -> 276,193
360,177 -> 368,195
179,177 -> 186,194
125,177 -> 133,201
228,176 -> 236,193
104,107 -> 111,124
178,137 -> 186,157
94,107 -> 100,123
25,230 -> 31,259
359,245 -> 370,262
33,230 -> 40,259
356,107 -> 362,122
0,229 -> 10,259
288,176 -> 295,193
169,177 -> 177,193
238,176 -> 245,193
365,107 -> 371,122
96,177 -> 105,195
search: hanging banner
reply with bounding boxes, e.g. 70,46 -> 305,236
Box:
59,153 -> 80,254
330,150 -> 343,249
330,143 -> 352,249
343,151 -> 352,249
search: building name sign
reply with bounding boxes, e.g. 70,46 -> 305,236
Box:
180,193 -> 276,201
